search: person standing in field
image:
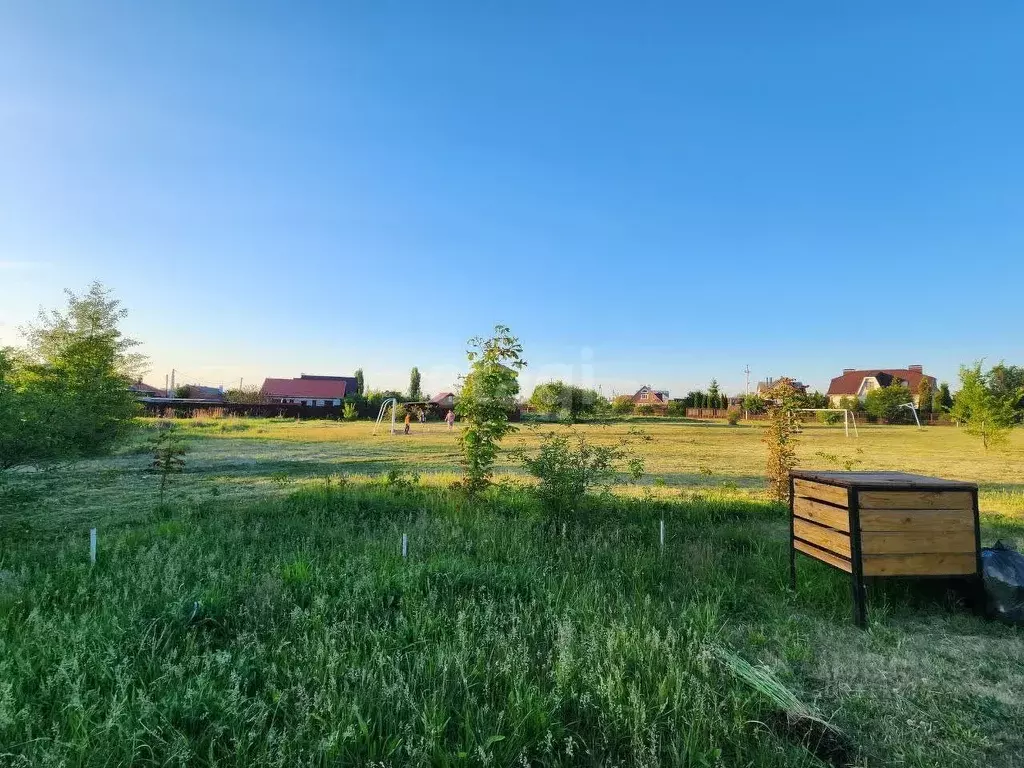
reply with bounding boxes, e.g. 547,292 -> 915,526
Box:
445,409 -> 455,431
404,412 -> 411,435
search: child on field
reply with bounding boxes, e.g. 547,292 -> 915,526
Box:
445,410 -> 455,431
404,412 -> 411,435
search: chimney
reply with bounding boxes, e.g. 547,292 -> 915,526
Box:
842,368 -> 854,374
908,364 -> 923,373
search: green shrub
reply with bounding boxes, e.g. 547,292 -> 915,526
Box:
636,404 -> 655,416
342,402 -> 358,421
725,409 -> 741,426
864,383 -> 914,423
611,396 -> 634,415
517,429 -> 645,522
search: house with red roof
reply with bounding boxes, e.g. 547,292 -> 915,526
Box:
430,391 -> 455,410
632,385 -> 670,405
260,374 -> 358,406
826,365 -> 936,407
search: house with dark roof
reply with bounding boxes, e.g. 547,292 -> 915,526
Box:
826,365 -> 936,407
430,391 -> 455,410
756,377 -> 808,395
129,381 -> 167,398
632,385 -> 669,405
260,374 -> 356,406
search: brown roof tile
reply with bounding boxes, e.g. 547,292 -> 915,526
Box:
826,368 -> 936,396
260,377 -> 348,399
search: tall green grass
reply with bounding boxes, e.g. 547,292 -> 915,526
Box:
2,478 -> 1022,766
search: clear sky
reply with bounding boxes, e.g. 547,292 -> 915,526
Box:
1,2 -> 1021,398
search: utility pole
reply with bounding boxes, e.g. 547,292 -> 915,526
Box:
744,364 -> 751,420
165,373 -> 169,398
170,369 -> 175,397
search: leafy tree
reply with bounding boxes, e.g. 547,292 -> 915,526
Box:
986,362 -> 1024,421
0,348 -> 56,470
742,394 -> 767,414
916,378 -> 933,416
837,395 -> 862,413
762,378 -> 802,503
950,362 -> 1016,449
636,404 -> 656,416
799,390 -> 830,409
354,368 -> 365,396
408,367 -> 422,401
455,325 -> 526,492
665,399 -> 687,416
224,385 -> 264,404
936,382 -> 953,412
342,401 -> 358,420
2,284 -> 142,469
22,281 -> 147,380
517,429 -> 645,524
611,395 -> 634,415
529,381 -> 604,422
707,379 -> 721,406
863,383 -> 914,423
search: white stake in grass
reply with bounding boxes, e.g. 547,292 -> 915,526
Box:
90,528 -> 97,565
402,533 -> 408,558
660,519 -> 665,551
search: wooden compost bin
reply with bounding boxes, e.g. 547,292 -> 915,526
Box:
788,470 -> 981,626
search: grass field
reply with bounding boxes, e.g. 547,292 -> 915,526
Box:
2,416 -> 1023,766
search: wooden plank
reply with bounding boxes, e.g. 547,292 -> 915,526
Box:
862,552 -> 977,576
791,470 -> 975,490
794,540 -> 853,572
793,478 -> 849,508
857,490 -> 973,510
858,509 -> 975,532
793,496 -> 850,532
860,529 -> 977,555
794,518 -> 851,557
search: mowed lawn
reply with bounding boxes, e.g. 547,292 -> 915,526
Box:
1,416 -> 1023,766
29,416 -> 1024,532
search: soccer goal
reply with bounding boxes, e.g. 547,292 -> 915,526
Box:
795,408 -> 859,437
372,397 -> 398,436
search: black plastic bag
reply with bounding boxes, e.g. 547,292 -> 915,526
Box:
981,541 -> 1024,625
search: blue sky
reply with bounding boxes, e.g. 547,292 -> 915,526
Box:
1,2 -> 1021,398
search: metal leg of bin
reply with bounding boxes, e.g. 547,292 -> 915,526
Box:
789,475 -> 797,591
849,487 -> 867,628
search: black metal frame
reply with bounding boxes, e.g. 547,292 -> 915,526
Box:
847,486 -> 867,627
788,471 -> 982,629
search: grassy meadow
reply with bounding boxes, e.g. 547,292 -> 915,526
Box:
1,416 -> 1023,766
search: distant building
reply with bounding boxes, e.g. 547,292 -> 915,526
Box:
631,385 -> 670,405
178,384 -> 224,400
260,374 -> 356,406
826,365 -> 936,407
129,381 -> 166,398
756,377 -> 808,396
430,391 -> 455,410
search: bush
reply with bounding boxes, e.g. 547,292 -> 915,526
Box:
725,409 -> 741,426
741,394 -> 766,415
762,378 -> 802,503
636,404 -> 655,416
517,429 -> 645,522
666,400 -> 687,417
864,384 -> 914,423
611,396 -> 634,416
342,402 -> 358,420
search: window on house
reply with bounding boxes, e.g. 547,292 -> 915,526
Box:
640,392 -> 648,400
